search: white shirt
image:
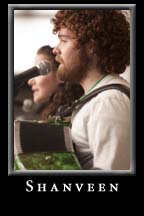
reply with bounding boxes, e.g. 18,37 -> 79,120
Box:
71,74 -> 130,170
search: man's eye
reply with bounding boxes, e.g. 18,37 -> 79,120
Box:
61,39 -> 67,43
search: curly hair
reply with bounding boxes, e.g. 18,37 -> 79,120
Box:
51,10 -> 130,74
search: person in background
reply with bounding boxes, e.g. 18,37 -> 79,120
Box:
14,45 -> 84,171
51,10 -> 130,170
28,45 -> 84,119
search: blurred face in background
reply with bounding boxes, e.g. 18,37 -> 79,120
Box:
35,53 -> 50,65
28,53 -> 59,103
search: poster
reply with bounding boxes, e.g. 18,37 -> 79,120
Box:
7,3 -> 138,194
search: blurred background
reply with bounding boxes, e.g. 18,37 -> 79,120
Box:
14,10 -> 59,120
14,10 -> 59,74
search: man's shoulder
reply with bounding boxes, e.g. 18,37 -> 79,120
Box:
89,83 -> 129,103
73,79 -> 130,117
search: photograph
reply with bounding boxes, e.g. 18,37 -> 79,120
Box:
8,4 -> 136,189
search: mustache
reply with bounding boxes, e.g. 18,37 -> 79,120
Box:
55,56 -> 63,64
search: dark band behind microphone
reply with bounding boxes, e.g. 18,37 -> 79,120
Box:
14,60 -> 51,96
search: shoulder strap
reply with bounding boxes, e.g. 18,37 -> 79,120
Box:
60,83 -> 130,118
75,83 -> 130,111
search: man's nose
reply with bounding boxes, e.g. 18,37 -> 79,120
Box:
53,45 -> 60,55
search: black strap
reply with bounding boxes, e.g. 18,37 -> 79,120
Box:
75,83 -> 130,113
59,83 -> 130,118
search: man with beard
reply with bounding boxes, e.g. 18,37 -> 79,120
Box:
51,10 -> 130,170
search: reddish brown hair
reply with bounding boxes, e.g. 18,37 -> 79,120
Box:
51,10 -> 130,74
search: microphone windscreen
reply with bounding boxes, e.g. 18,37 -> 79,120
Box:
22,99 -> 33,112
36,60 -> 52,75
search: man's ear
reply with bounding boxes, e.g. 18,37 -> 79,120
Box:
86,39 -> 96,57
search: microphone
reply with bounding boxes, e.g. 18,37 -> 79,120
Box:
22,99 -> 34,112
14,60 -> 51,96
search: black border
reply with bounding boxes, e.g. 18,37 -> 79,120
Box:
7,3 -> 141,195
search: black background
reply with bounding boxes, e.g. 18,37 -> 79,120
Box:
4,0 -> 144,198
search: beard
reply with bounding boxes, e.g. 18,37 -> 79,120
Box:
56,50 -> 90,84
